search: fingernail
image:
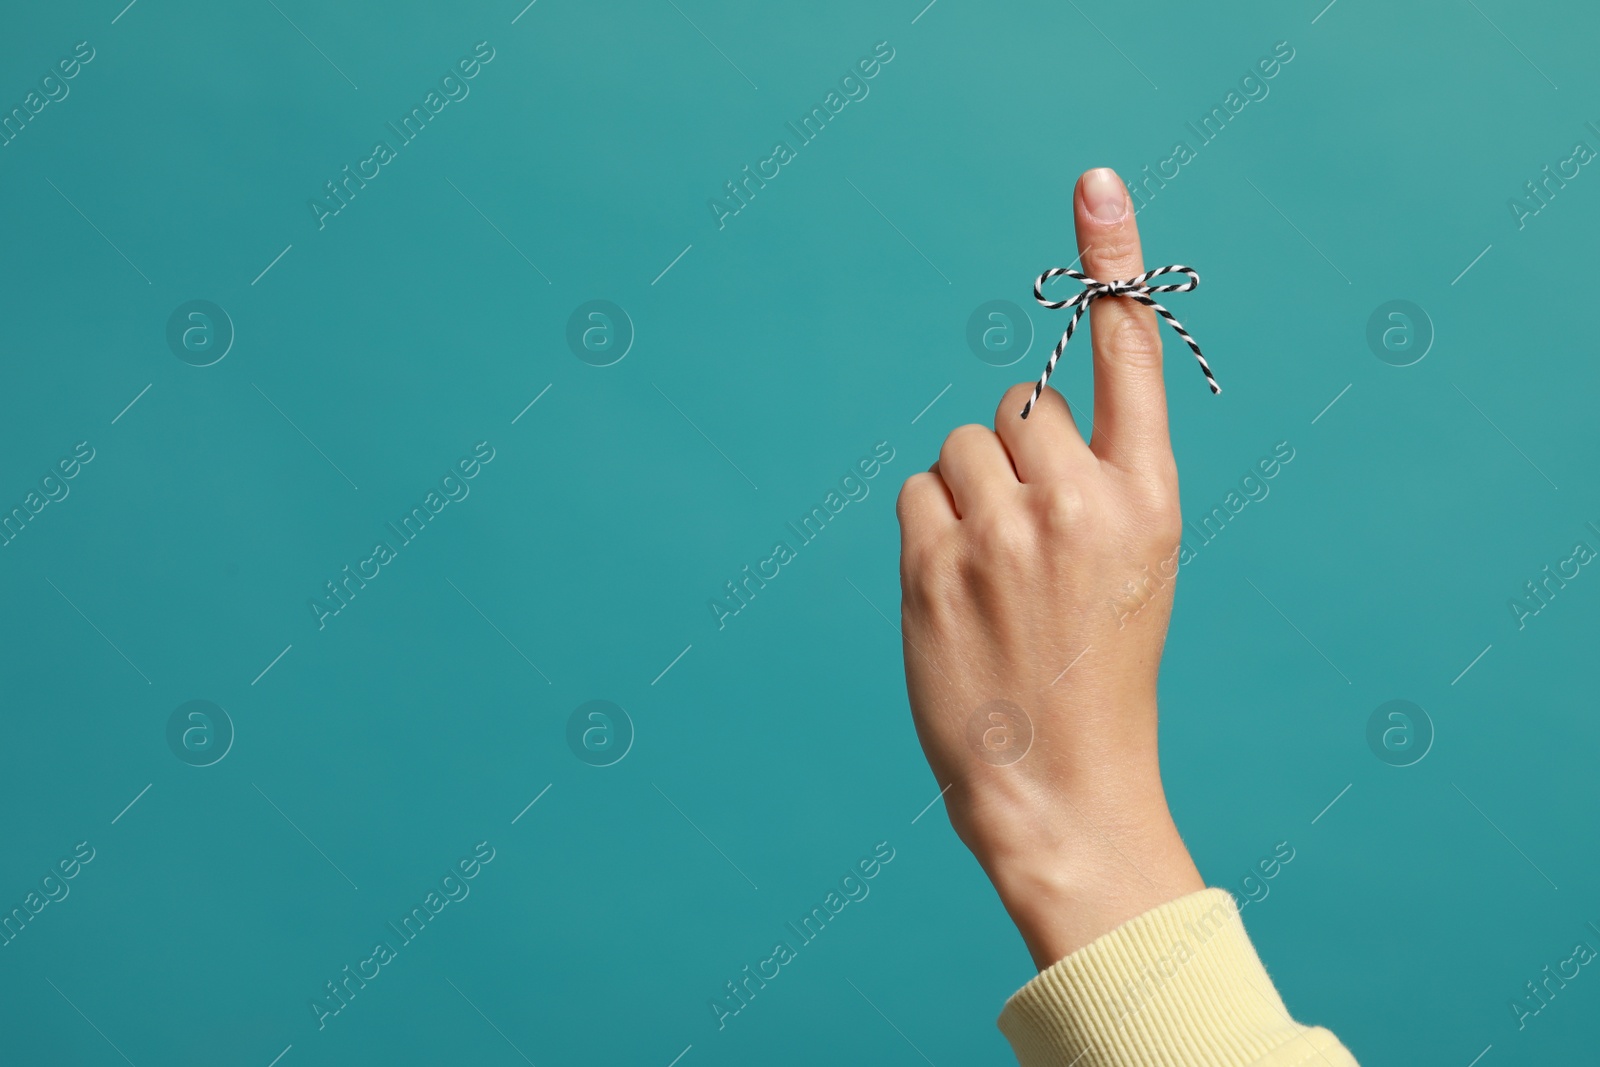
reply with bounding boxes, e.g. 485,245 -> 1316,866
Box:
1082,168 -> 1127,222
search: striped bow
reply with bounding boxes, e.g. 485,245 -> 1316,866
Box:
1020,265 -> 1218,419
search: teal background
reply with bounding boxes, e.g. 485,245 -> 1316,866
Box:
2,1 -> 1597,1064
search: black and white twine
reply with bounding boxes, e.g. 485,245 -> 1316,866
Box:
1020,265 -> 1218,419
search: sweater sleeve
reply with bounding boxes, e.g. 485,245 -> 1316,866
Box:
997,888 -> 1358,1067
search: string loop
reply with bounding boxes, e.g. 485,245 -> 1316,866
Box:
1020,265 -> 1217,419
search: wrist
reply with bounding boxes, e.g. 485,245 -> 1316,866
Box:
957,774 -> 1204,970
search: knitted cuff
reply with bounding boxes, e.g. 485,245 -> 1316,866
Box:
997,888 -> 1358,1067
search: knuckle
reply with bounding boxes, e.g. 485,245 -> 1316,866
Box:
897,474 -> 950,556
895,473 -> 927,522
1109,313 -> 1164,366
1090,231 -> 1141,268
901,534 -> 956,604
1038,482 -> 1091,533
942,423 -> 992,456
1133,461 -> 1181,521
996,382 -> 1039,424
1148,500 -> 1184,551
1131,485 -> 1183,551
969,511 -> 1036,565
1131,467 -> 1177,513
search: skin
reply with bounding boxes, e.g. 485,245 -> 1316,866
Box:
896,167 -> 1205,971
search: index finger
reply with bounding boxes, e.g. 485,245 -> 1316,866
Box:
1073,167 -> 1172,472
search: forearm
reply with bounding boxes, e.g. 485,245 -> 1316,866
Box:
896,167 -> 1356,1067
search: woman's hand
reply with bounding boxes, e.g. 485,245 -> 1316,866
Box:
896,167 -> 1204,970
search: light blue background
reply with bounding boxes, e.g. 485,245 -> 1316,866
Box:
1,1 -> 1597,1064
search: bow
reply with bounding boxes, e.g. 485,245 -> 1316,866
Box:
1019,264 -> 1218,419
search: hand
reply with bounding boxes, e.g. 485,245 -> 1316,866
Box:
896,167 -> 1204,970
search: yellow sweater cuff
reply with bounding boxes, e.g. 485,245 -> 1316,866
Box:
998,889 -> 1358,1067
